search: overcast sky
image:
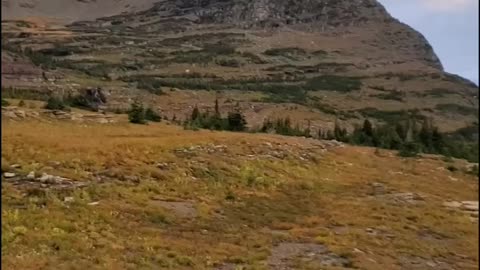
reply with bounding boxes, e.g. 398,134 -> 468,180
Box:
379,0 -> 479,84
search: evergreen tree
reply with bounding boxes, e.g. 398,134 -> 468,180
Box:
214,98 -> 221,118
191,105 -> 200,121
227,111 -> 247,131
333,120 -> 348,142
362,119 -> 374,137
128,101 -> 146,124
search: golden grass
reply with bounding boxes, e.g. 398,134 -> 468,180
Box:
2,118 -> 478,269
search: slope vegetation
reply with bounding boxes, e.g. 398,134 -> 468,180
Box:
1,107 -> 479,270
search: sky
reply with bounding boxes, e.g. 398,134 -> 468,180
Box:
379,0 -> 479,84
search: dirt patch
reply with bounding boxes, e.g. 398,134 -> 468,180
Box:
267,242 -> 352,269
150,199 -> 198,219
443,200 -> 478,222
377,192 -> 426,206
214,263 -> 241,270
417,228 -> 451,244
398,255 -> 454,270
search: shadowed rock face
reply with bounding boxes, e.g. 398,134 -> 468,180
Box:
2,0 -> 444,70
150,0 -> 391,27
132,0 -> 443,70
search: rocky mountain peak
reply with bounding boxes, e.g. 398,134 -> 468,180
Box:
151,0 -> 392,28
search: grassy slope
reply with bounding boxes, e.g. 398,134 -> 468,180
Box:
1,115 -> 478,269
2,20 -> 478,133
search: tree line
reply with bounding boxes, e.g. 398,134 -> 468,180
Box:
116,99 -> 479,163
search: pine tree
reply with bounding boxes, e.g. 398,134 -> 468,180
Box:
128,101 -> 146,124
362,119 -> 374,137
214,98 -> 221,118
191,105 -> 200,121
227,111 -> 247,131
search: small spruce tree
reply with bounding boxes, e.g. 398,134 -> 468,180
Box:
227,111 -> 247,131
191,105 -> 200,121
128,101 -> 146,124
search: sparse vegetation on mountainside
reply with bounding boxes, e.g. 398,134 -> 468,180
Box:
1,0 -> 479,268
44,96 -> 69,111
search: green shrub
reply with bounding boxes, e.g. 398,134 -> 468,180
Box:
435,104 -> 478,116
1,99 -> 9,107
128,101 -> 147,124
240,52 -> 268,64
264,47 -> 307,59
371,91 -> 405,101
203,43 -> 236,55
137,78 -> 164,95
45,97 -> 68,111
216,58 -> 242,67
24,47 -> 57,69
145,108 -> 161,122
397,142 -> 420,158
227,112 -> 247,131
305,76 -> 362,92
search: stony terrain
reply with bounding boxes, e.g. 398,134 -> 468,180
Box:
1,106 -> 479,269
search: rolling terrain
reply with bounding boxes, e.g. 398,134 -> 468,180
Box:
1,104 -> 479,269
1,0 -> 478,132
1,0 -> 479,269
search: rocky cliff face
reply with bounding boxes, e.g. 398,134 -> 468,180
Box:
151,0 -> 391,27
2,0 -> 443,70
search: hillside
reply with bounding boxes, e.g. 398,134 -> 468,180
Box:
1,105 -> 479,269
1,0 -> 478,134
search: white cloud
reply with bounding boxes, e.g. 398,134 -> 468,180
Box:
420,0 -> 477,12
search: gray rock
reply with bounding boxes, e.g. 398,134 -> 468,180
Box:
26,171 -> 35,180
3,172 -> 16,178
156,162 -> 169,169
14,110 -> 26,118
64,196 -> 75,203
38,173 -> 52,183
461,201 -> 479,212
443,201 -> 462,208
3,111 -> 17,118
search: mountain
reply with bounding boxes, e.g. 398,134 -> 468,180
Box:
1,0 -> 478,133
2,2 -> 479,269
